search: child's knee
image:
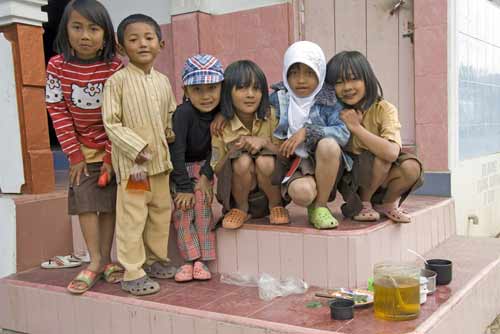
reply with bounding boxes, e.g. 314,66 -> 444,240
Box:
288,179 -> 316,206
316,138 -> 341,160
255,156 -> 275,177
400,159 -> 421,183
232,154 -> 254,176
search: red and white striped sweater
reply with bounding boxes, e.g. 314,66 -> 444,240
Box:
45,54 -> 122,165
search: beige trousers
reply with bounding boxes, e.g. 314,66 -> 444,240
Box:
116,173 -> 172,281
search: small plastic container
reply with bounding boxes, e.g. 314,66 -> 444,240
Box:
426,259 -> 452,285
329,299 -> 355,320
419,276 -> 428,304
420,268 -> 437,294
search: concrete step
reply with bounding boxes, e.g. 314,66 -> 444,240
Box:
208,196 -> 455,288
1,236 -> 499,334
71,195 -> 455,289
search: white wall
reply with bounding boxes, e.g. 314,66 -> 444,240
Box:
98,0 -> 171,26
0,33 -> 24,194
450,0 -> 500,237
0,198 -> 16,278
169,0 -> 288,15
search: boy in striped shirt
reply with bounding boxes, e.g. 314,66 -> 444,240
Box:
103,14 -> 176,296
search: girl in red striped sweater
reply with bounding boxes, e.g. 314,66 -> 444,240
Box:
45,0 -> 123,294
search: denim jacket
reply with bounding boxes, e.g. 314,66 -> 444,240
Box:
269,82 -> 353,170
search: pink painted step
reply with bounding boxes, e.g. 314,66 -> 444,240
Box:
213,196 -> 455,288
1,236 -> 499,334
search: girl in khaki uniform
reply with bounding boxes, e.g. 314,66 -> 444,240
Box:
326,51 -> 423,223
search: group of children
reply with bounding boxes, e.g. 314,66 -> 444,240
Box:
45,0 -> 423,296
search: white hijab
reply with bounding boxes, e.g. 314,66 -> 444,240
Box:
283,41 -> 326,156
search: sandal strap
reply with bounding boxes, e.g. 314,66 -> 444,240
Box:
71,270 -> 100,288
103,263 -> 124,280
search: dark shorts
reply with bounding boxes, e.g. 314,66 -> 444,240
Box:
338,150 -> 424,217
68,162 -> 117,215
277,153 -> 345,203
215,149 -> 275,219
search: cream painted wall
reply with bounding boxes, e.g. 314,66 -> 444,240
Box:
449,0 -> 500,237
98,0 -> 171,26
0,198 -> 16,278
451,155 -> 500,237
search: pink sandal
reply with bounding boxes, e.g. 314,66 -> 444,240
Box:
174,264 -> 193,282
353,201 -> 380,222
193,261 -> 211,280
374,202 -> 411,223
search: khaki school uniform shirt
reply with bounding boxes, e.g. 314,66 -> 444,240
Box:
348,99 -> 402,155
211,107 -> 281,170
103,63 -> 176,182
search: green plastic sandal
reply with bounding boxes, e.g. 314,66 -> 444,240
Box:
308,206 -> 339,229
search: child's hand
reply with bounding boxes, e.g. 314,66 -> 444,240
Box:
69,161 -> 89,187
280,128 -> 306,158
174,192 -> 195,211
194,175 -> 213,204
235,136 -> 268,155
340,109 -> 363,131
135,147 -> 152,164
210,113 -> 226,137
100,162 -> 114,177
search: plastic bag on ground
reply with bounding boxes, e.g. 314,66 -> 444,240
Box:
221,272 -> 308,301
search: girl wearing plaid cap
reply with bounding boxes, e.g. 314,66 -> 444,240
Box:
169,54 -> 224,282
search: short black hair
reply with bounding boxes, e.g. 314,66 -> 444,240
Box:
326,51 -> 383,110
221,60 -> 270,120
54,0 -> 116,62
117,14 -> 162,46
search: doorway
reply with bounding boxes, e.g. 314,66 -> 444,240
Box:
42,0 -> 70,149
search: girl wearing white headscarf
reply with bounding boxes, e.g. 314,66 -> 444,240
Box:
270,41 -> 351,229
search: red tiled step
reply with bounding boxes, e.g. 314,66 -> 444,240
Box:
1,236 -> 499,334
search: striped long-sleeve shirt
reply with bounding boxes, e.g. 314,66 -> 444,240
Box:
45,54 -> 123,165
102,63 -> 176,182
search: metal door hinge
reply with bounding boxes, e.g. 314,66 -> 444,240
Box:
390,0 -> 406,15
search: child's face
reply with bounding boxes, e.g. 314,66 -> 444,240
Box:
67,10 -> 105,60
231,82 -> 262,116
334,70 -> 366,107
184,83 -> 222,113
287,63 -> 319,98
121,22 -> 163,70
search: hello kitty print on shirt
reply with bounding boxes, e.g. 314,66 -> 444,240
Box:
71,83 -> 104,110
46,74 -> 63,103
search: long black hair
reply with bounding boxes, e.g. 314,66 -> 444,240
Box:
54,0 -> 116,62
221,60 -> 269,120
326,51 -> 383,110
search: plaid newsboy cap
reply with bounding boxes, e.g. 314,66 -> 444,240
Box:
181,54 -> 224,86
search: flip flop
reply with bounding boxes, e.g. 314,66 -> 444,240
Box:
308,206 -> 339,229
374,202 -> 411,223
222,208 -> 250,229
41,255 -> 82,269
269,206 -> 290,225
174,264 -> 194,282
193,261 -> 211,280
67,269 -> 102,294
352,202 -> 380,222
144,261 -> 177,279
103,263 -> 124,284
121,275 -> 160,296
